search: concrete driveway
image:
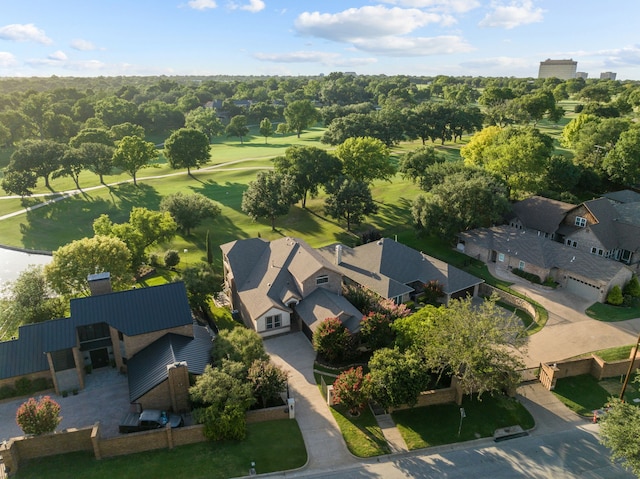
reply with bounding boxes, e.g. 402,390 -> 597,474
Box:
0,367 -> 130,442
490,265 -> 640,367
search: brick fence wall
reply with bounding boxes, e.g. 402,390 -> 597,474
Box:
0,404 -> 289,476
479,284 -> 538,322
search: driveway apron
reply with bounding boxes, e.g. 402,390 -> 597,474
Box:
264,332 -> 356,472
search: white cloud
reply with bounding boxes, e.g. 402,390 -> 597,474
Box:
479,1 -> 544,29
0,52 -> 17,67
461,55 -> 531,69
70,39 -> 98,51
379,0 -> 480,13
48,50 -> 67,61
295,6 -> 453,42
0,23 -> 52,44
239,0 -> 265,13
187,0 -> 217,10
353,35 -> 474,56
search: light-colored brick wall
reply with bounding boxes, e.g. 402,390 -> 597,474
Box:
296,267 -> 342,297
137,380 -> 171,411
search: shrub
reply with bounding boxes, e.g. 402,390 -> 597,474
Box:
14,377 -> 32,396
31,377 -> 52,392
164,249 -> 180,268
624,276 -> 640,298
313,317 -> 353,364
359,312 -> 394,350
0,385 -> 16,400
360,229 -> 381,245
148,252 -> 160,267
511,268 -> 541,284
607,285 -> 624,306
194,404 -> 247,441
332,367 -> 371,415
15,396 -> 62,435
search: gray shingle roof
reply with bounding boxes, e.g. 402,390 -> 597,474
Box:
127,325 -> 213,402
461,226 -> 630,284
602,190 -> 640,204
318,238 -> 483,298
510,196 -> 575,234
294,287 -> 363,333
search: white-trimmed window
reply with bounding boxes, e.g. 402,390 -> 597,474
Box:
575,216 -> 587,228
265,314 -> 282,330
566,239 -> 577,248
316,274 -> 329,285
498,253 -> 505,262
518,260 -> 525,270
591,247 -> 604,256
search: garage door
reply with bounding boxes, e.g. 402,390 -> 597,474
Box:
566,276 -> 601,301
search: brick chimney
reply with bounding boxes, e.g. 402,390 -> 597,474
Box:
87,272 -> 113,296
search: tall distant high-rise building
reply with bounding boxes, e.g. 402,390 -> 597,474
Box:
600,72 -> 617,80
538,59 -> 578,80
576,72 -> 588,79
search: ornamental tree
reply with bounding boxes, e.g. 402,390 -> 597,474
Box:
160,192 -> 221,236
332,366 -> 371,415
16,396 -> 62,435
164,128 -> 211,175
312,317 -> 353,364
599,392 -> 640,476
247,359 -> 289,408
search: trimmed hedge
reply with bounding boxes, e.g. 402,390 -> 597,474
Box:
511,268 -> 541,284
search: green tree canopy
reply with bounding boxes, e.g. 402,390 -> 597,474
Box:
225,115 -> 249,144
78,142 -> 114,184
283,99 -> 318,138
8,139 -> 67,188
241,170 -> 296,231
160,192 -> 221,236
324,176 -> 378,232
211,328 -> 268,373
335,136 -> 395,184
273,145 -> 342,208
45,235 -> 133,297
16,396 -> 62,435
603,127 -> 640,186
398,145 -> 446,183
180,263 -> 222,311
112,135 -> 158,186
185,107 -> 224,141
164,128 -> 211,175
259,117 -> 274,144
247,359 -> 289,408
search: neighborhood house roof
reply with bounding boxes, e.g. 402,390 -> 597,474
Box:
509,196 -> 574,234
602,190 -> 640,204
221,237 -> 342,320
294,287 -> 363,333
0,282 -> 194,380
318,238 -> 483,298
127,325 -> 213,402
460,226 -> 630,284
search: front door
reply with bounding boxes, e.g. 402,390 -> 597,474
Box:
90,348 -> 110,369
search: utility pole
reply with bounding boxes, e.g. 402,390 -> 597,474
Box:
620,331 -> 640,400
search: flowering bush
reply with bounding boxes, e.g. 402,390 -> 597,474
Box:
332,366 -> 371,415
16,396 -> 62,435
313,317 -> 353,364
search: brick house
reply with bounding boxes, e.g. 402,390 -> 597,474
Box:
0,276 -> 213,412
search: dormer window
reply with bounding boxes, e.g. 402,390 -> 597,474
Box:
316,274 -> 329,285
575,216 -> 587,228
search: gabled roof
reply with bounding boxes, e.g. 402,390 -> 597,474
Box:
70,281 -> 193,337
127,325 -> 213,402
318,238 -> 483,298
510,196 -> 574,234
221,237 -> 341,319
294,287 -> 363,333
461,226 -> 630,284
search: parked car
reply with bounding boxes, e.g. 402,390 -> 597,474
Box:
119,408 -> 184,434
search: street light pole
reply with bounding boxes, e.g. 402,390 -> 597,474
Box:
620,331 -> 640,400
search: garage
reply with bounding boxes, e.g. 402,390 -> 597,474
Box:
566,276 -> 602,302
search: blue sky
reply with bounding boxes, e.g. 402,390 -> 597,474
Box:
1,0 -> 639,79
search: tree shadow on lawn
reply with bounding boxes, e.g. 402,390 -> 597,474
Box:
106,183 -> 164,213
190,180 -> 247,213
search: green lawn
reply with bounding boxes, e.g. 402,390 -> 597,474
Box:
585,302 -> 640,322
551,374 -> 626,416
392,395 -> 534,449
329,403 -> 390,457
15,419 -> 306,479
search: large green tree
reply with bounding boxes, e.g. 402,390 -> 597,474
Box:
164,128 -> 211,175
241,170 -> 296,231
398,145 -> 445,183
284,99 -> 318,138
259,117 -> 274,144
78,142 -> 114,184
180,263 -> 222,311
45,235 -> 133,296
603,127 -> 640,186
112,135 -> 158,186
335,136 -> 395,184
225,115 -> 249,144
247,359 -> 289,408
210,328 -> 268,373
273,145 -> 342,208
8,139 -> 67,188
185,107 -> 224,141
160,192 -> 221,236
324,176 -> 378,232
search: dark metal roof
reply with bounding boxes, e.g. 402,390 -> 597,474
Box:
127,325 -> 213,402
70,282 -> 193,337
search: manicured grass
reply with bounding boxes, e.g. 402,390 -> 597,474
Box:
392,395 -> 534,449
497,300 -> 534,328
585,302 -> 640,322
208,303 -> 238,331
552,374 -> 613,416
329,403 -> 390,457
593,345 -> 635,362
14,419 -> 306,479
